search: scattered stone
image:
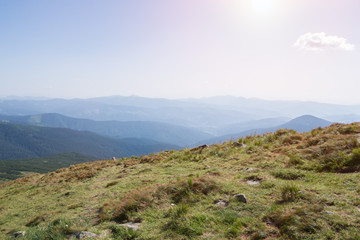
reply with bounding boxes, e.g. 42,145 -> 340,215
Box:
215,199 -> 229,207
322,211 -> 334,215
69,231 -> 98,239
139,168 -> 152,173
119,222 -> 141,231
233,142 -> 243,147
171,203 -> 175,206
244,167 -> 254,171
246,180 -> 260,185
14,231 -> 25,238
191,144 -> 208,153
234,194 -> 247,203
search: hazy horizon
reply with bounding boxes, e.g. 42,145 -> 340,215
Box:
2,94 -> 360,107
1,0 -> 359,104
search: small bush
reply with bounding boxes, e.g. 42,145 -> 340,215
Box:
158,177 -> 220,203
264,134 -> 276,143
339,125 -> 358,134
288,154 -> 304,166
100,177 -> 220,222
275,129 -> 296,137
283,135 -> 303,145
24,218 -> 76,240
271,169 -> 305,180
110,225 -> 140,240
280,184 -> 300,202
265,205 -> 324,239
163,204 -> 204,238
25,214 -> 47,227
317,148 -> 360,172
346,147 -> 360,168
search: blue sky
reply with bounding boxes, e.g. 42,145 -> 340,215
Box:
0,0 -> 359,104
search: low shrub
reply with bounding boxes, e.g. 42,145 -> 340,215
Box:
317,148 -> 360,172
338,125 -> 358,134
271,169 -> 305,180
23,218 -> 76,240
25,214 -> 48,227
110,225 -> 140,240
100,177 -> 220,222
163,204 -> 205,238
288,154 -> 304,166
265,205 -> 325,239
346,147 -> 360,168
100,190 -> 153,223
280,184 -> 300,202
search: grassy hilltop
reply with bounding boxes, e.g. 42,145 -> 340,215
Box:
1,123 -> 360,239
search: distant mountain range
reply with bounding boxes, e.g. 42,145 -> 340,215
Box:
1,96 -> 359,133
198,115 -> 333,145
0,95 -> 358,168
0,122 -> 178,161
0,113 -> 213,147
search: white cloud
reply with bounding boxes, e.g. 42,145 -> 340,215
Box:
294,32 -> 355,51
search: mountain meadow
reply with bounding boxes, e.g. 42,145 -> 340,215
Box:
1,122 -> 360,239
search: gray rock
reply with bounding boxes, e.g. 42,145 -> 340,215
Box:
119,222 -> 141,231
215,199 -> 229,207
70,231 -> 98,239
244,167 -> 254,171
246,180 -> 260,185
234,194 -> 247,203
14,231 -> 25,238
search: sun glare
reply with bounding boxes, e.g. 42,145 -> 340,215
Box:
252,0 -> 274,15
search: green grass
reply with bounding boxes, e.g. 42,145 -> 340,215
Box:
1,123 -> 360,239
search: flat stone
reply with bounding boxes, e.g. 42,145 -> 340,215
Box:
244,167 -> 254,171
119,222 -> 141,231
69,231 -> 98,239
246,180 -> 260,185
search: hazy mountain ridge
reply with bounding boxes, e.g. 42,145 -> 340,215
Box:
0,113 -> 213,147
1,96 -> 359,133
0,122 -> 179,161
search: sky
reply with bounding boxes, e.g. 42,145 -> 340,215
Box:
0,0 -> 359,104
